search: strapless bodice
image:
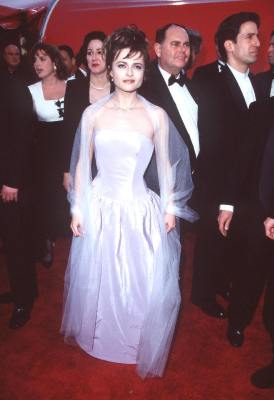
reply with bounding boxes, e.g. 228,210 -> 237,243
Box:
92,129 -> 154,200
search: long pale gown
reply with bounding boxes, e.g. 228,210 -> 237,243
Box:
61,94 -> 197,378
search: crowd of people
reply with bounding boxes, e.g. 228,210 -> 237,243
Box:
0,10 -> 274,387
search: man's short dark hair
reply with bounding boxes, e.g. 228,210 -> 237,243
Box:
215,12 -> 260,62
58,45 -> 74,59
271,30 -> 274,39
155,23 -> 188,44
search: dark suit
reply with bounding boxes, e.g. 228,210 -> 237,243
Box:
235,97 -> 274,340
260,118 -> 274,347
62,77 -> 114,173
62,77 -> 90,173
192,59 -> 225,84
191,65 -> 263,319
0,75 -> 37,309
254,69 -> 273,99
139,60 -> 198,171
0,59 -> 36,87
74,68 -> 87,80
223,95 -> 273,330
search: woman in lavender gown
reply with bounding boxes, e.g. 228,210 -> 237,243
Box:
61,26 -> 197,378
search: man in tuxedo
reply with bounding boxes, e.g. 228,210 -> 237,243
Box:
0,73 -> 37,329
219,94 -> 274,387
215,13 -> 274,346
250,114 -> 274,389
139,23 -> 199,172
192,12 -> 262,322
255,30 -> 274,98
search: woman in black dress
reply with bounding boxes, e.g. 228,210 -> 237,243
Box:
28,43 -> 68,267
62,31 -> 112,191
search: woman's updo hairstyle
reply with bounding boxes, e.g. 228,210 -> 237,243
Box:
105,25 -> 150,74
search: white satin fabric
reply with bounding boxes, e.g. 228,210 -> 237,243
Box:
61,95 -> 197,378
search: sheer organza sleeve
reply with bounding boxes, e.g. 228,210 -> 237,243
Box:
67,105 -> 96,223
136,98 -> 198,379
151,104 -> 198,222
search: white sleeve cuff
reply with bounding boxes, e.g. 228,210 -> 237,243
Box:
71,205 -> 82,218
219,204 -> 234,212
166,203 -> 175,215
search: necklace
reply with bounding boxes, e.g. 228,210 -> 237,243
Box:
112,101 -> 140,111
89,80 -> 110,90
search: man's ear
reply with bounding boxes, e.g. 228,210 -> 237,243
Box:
154,42 -> 161,58
72,57 -> 76,67
224,39 -> 234,55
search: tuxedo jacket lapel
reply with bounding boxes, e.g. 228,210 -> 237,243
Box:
223,67 -> 261,112
223,67 -> 248,112
266,71 -> 273,96
76,78 -> 90,110
249,73 -> 262,101
263,70 -> 273,97
142,61 -> 196,166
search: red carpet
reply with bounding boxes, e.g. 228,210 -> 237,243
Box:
0,235 -> 273,400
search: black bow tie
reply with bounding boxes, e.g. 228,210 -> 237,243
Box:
168,73 -> 186,87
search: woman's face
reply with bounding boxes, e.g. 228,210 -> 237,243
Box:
110,48 -> 145,93
33,49 -> 55,80
86,39 -> 106,75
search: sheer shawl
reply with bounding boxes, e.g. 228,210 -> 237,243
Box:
61,93 -> 198,378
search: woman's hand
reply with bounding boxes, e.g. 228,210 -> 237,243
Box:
165,213 -> 176,233
71,215 -> 83,237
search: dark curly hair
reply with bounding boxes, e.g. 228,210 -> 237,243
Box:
77,31 -> 107,68
105,26 -> 149,74
31,42 -> 68,80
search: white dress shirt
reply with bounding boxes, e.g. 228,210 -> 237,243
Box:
227,64 -> 256,107
271,78 -> 274,97
158,64 -> 200,156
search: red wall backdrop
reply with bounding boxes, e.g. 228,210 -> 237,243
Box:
44,0 -> 273,73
